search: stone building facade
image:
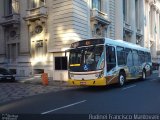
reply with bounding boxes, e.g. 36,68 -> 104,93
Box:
0,0 -> 160,81
144,0 -> 160,65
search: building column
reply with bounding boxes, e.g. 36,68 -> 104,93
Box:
129,0 -> 136,44
144,1 -> 150,48
156,11 -> 159,51
0,27 -> 5,56
156,12 -> 160,50
157,12 -> 160,64
139,0 -> 145,46
115,0 -> 123,40
152,6 -> 156,58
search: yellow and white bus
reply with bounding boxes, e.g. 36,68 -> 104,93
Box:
68,38 -> 152,86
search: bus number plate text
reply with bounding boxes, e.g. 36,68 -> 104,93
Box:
80,82 -> 86,85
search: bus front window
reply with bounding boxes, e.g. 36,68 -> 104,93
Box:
69,46 -> 104,72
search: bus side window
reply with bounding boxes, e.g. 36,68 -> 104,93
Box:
117,46 -> 125,65
148,53 -> 151,62
106,46 -> 116,72
138,51 -> 145,64
145,52 -> 151,62
125,48 -> 133,67
132,50 -> 139,66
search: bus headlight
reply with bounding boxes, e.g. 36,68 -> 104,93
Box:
100,71 -> 104,78
95,71 -> 104,78
95,73 -> 99,78
69,73 -> 74,79
70,74 -> 74,77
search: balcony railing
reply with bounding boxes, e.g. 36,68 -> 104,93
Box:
25,6 -> 47,20
91,9 -> 108,19
90,8 -> 110,25
123,22 -> 132,30
0,14 -> 20,26
137,29 -> 142,34
123,22 -> 133,35
136,29 -> 143,37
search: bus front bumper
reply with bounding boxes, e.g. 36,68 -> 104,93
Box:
68,77 -> 107,86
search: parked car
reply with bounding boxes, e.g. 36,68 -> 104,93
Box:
0,68 -> 15,82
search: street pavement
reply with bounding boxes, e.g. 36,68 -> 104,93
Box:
0,80 -> 75,105
0,73 -> 160,120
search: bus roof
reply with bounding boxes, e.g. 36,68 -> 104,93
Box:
70,38 -> 150,53
104,38 -> 150,52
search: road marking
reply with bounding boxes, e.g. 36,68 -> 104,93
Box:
122,85 -> 136,90
41,100 -> 87,114
150,79 -> 157,82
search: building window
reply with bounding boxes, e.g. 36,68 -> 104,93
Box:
31,0 -> 38,8
4,0 -> 12,15
29,0 -> 45,9
92,0 -> 101,11
40,0 -> 45,6
135,0 -> 140,29
123,0 -> 127,21
8,43 -> 19,63
55,57 -> 67,70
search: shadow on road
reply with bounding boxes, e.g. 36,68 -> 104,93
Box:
72,84 -> 122,93
0,80 -> 17,83
70,75 -> 160,93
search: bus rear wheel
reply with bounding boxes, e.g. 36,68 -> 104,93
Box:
118,72 -> 126,86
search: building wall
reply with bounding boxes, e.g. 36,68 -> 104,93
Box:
115,0 -> 123,40
17,0 -> 31,77
0,0 -> 6,64
144,0 -> 160,64
109,0 -> 115,39
48,0 -> 90,52
0,0 -> 160,80
47,0 -> 90,80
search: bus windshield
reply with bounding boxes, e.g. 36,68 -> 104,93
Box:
69,45 -> 104,72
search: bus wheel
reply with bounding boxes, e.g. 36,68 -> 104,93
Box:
118,72 -> 126,86
142,70 -> 146,80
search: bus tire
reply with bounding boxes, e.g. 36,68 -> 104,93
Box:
142,69 -> 146,80
118,71 -> 126,86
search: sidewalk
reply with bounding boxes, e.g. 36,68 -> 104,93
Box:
16,75 -> 70,87
0,76 -> 77,104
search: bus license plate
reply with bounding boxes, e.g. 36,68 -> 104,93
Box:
80,82 -> 86,85
7,77 -> 11,79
